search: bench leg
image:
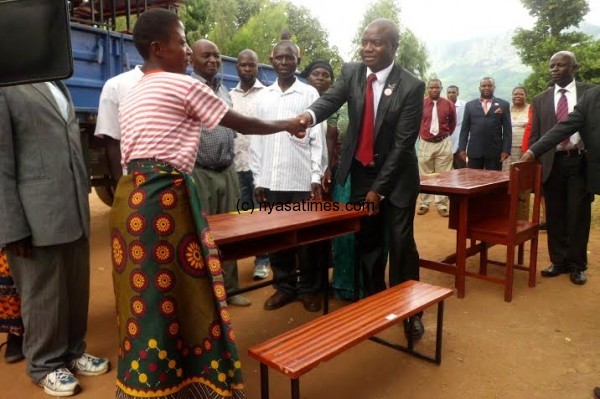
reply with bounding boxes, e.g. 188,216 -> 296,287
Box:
291,378 -> 300,399
260,363 -> 269,399
323,255 -> 329,315
435,300 -> 445,364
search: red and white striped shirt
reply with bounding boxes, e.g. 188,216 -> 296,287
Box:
119,71 -> 228,174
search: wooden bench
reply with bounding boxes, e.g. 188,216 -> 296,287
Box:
248,280 -> 453,399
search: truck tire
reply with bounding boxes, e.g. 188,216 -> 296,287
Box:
94,186 -> 115,206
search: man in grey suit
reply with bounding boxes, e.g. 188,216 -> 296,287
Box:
299,18 -> 425,340
0,82 -> 109,396
458,77 -> 512,170
522,51 -> 596,285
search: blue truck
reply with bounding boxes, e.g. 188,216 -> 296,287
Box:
66,1 -> 280,204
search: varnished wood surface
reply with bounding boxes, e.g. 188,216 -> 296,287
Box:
420,169 -> 509,195
206,203 -> 369,260
248,281 -> 453,379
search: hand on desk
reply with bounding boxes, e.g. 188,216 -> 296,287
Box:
255,187 -> 268,203
459,150 -> 467,162
520,152 -> 536,162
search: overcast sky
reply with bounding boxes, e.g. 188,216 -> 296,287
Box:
290,0 -> 600,60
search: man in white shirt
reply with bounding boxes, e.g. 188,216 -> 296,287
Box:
447,85 -> 467,169
230,49 -> 270,281
94,65 -> 144,183
250,40 -> 325,312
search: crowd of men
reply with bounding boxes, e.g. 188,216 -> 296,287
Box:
1,10 -> 600,398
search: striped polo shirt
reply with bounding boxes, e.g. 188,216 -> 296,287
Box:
119,71 -> 228,174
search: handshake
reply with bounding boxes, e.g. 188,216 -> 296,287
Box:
284,112 -> 313,139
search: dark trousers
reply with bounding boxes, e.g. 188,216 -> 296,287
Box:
237,170 -> 255,206
351,161 -> 420,296
543,153 -> 592,271
468,157 -> 502,170
453,151 -> 467,169
8,236 -> 89,382
266,190 -> 322,296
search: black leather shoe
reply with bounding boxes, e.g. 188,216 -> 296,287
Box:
4,333 -> 24,364
264,291 -> 295,310
299,293 -> 322,312
593,386 -> 600,399
570,270 -> 586,285
403,316 -> 425,342
540,264 -> 569,277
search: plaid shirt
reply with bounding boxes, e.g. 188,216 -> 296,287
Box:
192,72 -> 236,169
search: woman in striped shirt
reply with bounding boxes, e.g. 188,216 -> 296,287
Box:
110,9 -> 305,399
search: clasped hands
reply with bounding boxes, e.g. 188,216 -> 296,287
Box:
284,112 -> 313,139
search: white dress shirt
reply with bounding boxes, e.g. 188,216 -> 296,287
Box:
45,82 -> 69,121
450,99 -> 466,153
554,81 -> 583,150
230,79 -> 266,172
250,78 -> 325,191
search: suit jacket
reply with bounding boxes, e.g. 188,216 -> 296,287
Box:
529,85 -> 600,194
527,82 -> 595,182
0,82 -> 90,247
458,97 -> 512,158
309,62 -> 425,208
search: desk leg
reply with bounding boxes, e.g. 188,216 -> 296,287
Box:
291,378 -> 300,399
435,300 -> 444,364
260,363 -> 269,399
456,198 -> 468,298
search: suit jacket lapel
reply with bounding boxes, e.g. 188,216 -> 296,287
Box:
31,82 -> 65,120
354,67 -> 367,133
373,64 -> 401,139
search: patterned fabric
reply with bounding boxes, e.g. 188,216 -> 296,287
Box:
0,250 -> 23,335
110,160 -> 245,399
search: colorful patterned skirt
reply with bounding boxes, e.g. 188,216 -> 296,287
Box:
0,250 -> 23,335
110,160 -> 245,399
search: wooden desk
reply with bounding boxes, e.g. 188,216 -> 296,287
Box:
207,205 -> 368,261
419,169 -> 510,298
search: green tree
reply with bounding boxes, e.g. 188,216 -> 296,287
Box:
351,0 -> 429,78
512,0 -> 600,95
180,0 -> 342,72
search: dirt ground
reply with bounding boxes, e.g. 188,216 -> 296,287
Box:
1,195 -> 599,399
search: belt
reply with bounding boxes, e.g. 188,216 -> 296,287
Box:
555,149 -> 585,157
422,134 -> 449,143
199,163 -> 232,172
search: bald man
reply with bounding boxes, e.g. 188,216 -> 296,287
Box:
526,51 -> 595,285
189,39 -> 251,306
299,19 -> 426,341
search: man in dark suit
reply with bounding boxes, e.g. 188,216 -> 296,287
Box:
521,51 -> 596,285
299,18 -> 425,339
0,83 -> 109,396
458,77 -> 512,170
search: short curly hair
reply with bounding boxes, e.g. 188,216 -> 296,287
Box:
133,9 -> 180,60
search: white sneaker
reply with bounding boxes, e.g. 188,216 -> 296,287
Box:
253,263 -> 269,280
70,353 -> 110,376
39,368 -> 80,397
